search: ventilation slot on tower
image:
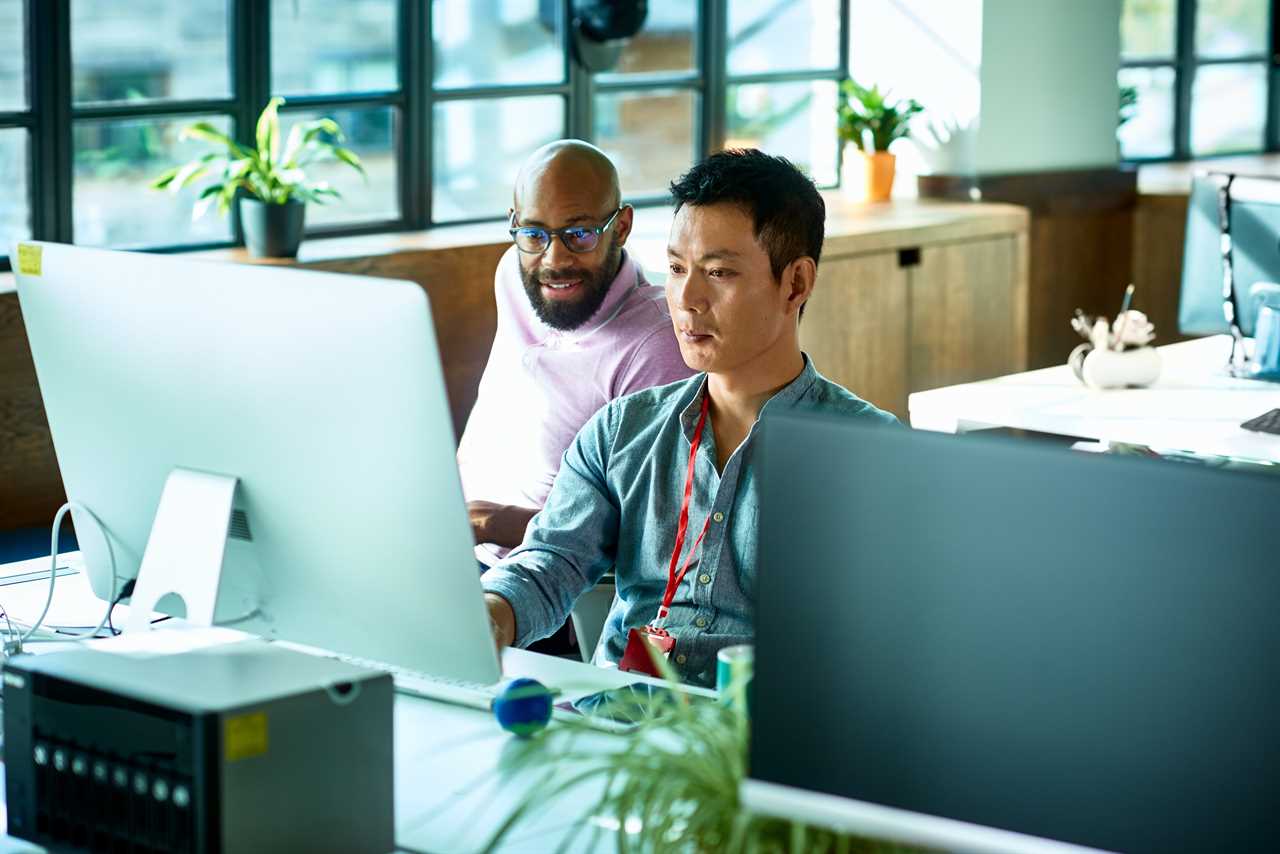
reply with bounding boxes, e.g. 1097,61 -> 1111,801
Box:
228,510 -> 253,542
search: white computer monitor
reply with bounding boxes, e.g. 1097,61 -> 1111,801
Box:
12,241 -> 500,685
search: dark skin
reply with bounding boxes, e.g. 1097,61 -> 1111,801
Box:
468,140 -> 632,552
469,501 -> 538,550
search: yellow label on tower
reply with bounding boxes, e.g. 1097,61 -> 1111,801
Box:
224,711 -> 269,761
16,243 -> 41,277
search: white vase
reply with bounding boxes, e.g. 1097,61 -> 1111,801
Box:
1069,345 -> 1161,389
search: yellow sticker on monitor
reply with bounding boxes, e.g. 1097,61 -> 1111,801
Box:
224,711 -> 268,762
16,243 -> 41,277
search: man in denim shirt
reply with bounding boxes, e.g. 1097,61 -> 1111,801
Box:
482,149 -> 897,687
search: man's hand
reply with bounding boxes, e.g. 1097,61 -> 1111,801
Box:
468,501 -> 538,549
484,593 -> 517,652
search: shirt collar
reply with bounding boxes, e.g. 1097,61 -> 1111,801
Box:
678,353 -> 819,442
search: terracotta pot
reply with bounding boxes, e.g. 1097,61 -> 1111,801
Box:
863,151 -> 896,202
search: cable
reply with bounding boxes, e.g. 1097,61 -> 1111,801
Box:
106,579 -> 136,636
18,501 -> 119,646
0,605 -> 17,646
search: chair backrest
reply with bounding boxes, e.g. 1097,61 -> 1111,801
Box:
569,577 -> 616,663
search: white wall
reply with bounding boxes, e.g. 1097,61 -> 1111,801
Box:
976,0 -> 1122,173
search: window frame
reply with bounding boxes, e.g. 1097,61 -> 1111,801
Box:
2,0 -> 851,270
1120,0 -> 1280,163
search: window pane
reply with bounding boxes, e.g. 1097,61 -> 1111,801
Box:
596,0 -> 696,78
726,81 -> 838,187
595,89 -> 696,197
1120,0 -> 1176,61
0,129 -> 30,242
0,0 -> 25,110
1118,66 -> 1175,159
1191,63 -> 1267,155
280,106 -> 400,227
73,115 -> 234,247
272,0 -> 397,95
433,96 -> 564,222
1196,0 -> 1268,57
728,0 -> 839,75
433,0 -> 563,89
72,0 -> 230,104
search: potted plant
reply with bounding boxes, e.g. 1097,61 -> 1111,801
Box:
482,675 -> 911,853
151,97 -> 364,258
837,79 -> 924,203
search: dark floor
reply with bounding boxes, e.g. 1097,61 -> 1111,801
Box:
0,525 -> 77,565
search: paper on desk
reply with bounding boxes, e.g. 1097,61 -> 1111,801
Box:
0,569 -> 164,634
0,569 -> 112,631
87,625 -> 252,657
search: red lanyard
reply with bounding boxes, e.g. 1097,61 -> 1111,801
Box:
654,393 -> 713,627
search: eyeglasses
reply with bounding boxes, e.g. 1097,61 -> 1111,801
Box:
509,207 -> 624,255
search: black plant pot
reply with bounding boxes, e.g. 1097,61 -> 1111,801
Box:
239,197 -> 306,259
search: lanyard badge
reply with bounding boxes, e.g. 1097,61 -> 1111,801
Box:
619,394 -> 713,678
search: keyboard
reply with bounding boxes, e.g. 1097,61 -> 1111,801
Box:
335,653 -> 500,711
390,669 -> 501,711
1241,407 -> 1280,436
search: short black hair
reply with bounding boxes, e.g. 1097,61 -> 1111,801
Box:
668,148 -> 825,281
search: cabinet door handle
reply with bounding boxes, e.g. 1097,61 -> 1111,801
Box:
898,247 -> 921,268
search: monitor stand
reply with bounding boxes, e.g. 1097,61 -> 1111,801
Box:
125,468 -> 256,632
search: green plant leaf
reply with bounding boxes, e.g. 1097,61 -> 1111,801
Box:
150,165 -> 181,190
256,96 -> 285,165
331,146 -> 366,176
169,159 -> 213,193
836,77 -> 926,151
180,122 -> 253,159
191,183 -> 225,221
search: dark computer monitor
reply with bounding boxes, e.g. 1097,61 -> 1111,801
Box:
1179,172 -> 1280,338
746,416 -> 1279,854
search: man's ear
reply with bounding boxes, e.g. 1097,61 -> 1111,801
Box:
781,256 -> 817,316
613,204 -> 635,247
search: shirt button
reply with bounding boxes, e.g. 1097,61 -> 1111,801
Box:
695,617 -> 707,628
676,654 -> 687,665
699,573 -> 712,585
712,511 -> 724,523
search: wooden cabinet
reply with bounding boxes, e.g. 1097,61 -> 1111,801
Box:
803,251 -> 910,418
802,201 -> 1029,420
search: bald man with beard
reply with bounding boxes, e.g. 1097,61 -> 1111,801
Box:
457,140 -> 692,574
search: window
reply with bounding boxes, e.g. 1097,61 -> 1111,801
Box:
1,1 -> 849,270
1,0 -> 31,244
1119,0 -> 1278,161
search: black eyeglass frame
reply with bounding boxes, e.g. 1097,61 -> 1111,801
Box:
508,206 -> 626,254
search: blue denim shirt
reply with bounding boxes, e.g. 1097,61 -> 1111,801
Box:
481,355 -> 898,687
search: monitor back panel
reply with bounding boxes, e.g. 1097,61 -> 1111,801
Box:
1179,173 -> 1280,337
13,242 -> 499,684
754,417 -> 1280,854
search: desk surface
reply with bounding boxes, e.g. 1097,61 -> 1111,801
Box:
0,566 -> 663,854
908,335 -> 1280,464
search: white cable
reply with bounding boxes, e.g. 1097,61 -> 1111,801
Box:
19,501 -> 118,645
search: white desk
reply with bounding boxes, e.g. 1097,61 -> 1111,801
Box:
909,335 -> 1280,464
0,564 -> 664,854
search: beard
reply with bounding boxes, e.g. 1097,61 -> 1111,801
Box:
519,237 -> 622,331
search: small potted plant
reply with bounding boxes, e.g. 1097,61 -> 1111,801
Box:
152,97 -> 364,258
837,79 -> 923,203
